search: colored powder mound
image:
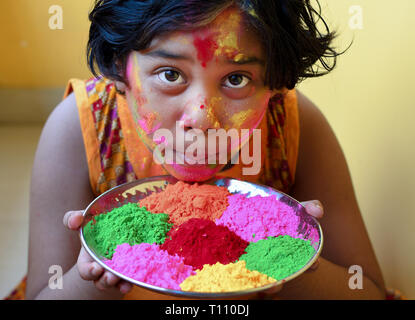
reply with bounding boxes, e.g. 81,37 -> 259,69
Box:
106,243 -> 195,290
83,202 -> 172,259
139,181 -> 230,225
239,235 -> 316,280
161,218 -> 249,270
180,261 -> 277,292
216,194 -> 301,242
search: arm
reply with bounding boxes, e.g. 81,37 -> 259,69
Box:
25,93 -> 124,299
277,90 -> 386,299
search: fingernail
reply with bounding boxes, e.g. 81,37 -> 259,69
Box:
313,201 -> 322,210
68,216 -> 75,229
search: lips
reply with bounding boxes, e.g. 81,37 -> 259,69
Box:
173,149 -> 220,164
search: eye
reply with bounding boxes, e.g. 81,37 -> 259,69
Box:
224,74 -> 251,89
157,69 -> 186,85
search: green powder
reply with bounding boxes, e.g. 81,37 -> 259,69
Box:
83,203 -> 172,259
239,235 -> 316,280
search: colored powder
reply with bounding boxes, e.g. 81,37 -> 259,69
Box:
83,203 -> 172,259
192,33 -> 218,68
106,243 -> 195,290
216,194 -> 302,242
139,181 -> 231,226
180,261 -> 276,292
239,235 -> 316,280
160,218 -> 249,270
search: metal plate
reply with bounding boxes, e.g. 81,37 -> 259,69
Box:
80,175 -> 323,298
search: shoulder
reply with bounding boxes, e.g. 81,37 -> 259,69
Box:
292,89 -> 346,195
38,92 -> 84,157
33,91 -> 92,198
26,92 -> 94,298
32,91 -> 92,197
295,89 -> 332,135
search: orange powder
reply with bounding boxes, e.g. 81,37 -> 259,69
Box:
139,181 -> 231,225
180,261 -> 277,292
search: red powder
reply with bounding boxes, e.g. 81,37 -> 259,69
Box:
139,181 -> 230,226
192,33 -> 218,68
160,218 -> 249,270
200,104 -> 204,109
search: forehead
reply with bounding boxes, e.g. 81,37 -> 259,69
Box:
143,7 -> 264,63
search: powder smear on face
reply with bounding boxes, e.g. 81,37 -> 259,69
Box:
83,203 -> 172,259
180,261 -> 276,292
106,243 -> 195,290
139,181 -> 231,225
239,235 -> 316,280
216,194 -> 303,242
160,218 -> 248,270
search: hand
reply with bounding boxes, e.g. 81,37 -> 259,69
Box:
63,210 -> 132,295
257,199 -> 324,299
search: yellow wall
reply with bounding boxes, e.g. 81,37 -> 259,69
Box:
0,0 -> 414,298
298,0 -> 415,298
0,0 -> 91,87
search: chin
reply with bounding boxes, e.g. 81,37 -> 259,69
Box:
162,163 -> 225,182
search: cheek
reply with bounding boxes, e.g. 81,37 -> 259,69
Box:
126,89 -> 163,137
225,94 -> 269,130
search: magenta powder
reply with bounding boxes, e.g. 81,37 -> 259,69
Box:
105,243 -> 195,290
216,194 -> 308,243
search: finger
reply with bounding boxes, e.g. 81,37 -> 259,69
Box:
63,210 -> 84,230
301,200 -> 324,219
308,258 -> 320,271
257,283 -> 283,300
118,281 -> 133,295
77,247 -> 104,281
95,271 -> 121,290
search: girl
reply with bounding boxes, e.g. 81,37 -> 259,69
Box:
11,0 -> 386,299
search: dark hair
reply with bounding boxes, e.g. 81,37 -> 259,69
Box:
87,0 -> 343,90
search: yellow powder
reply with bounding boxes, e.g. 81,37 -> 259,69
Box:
179,261 -> 277,292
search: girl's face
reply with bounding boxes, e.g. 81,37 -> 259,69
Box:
124,7 -> 276,181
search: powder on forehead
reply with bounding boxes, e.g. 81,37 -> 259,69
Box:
139,181 -> 231,225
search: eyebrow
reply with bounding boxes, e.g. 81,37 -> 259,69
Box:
144,49 -> 265,66
145,49 -> 193,61
229,56 -> 265,66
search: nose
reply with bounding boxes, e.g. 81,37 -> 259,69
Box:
181,88 -> 221,132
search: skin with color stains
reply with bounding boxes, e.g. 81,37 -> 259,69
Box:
124,6 -> 278,181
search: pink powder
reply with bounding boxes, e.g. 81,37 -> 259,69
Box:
105,243 -> 195,290
216,194 -> 303,242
